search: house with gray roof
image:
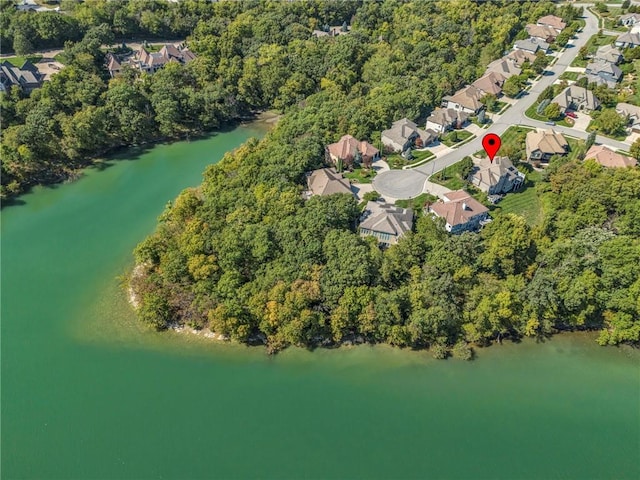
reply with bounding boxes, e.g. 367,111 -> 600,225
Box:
470,156 -> 525,195
584,60 -> 622,88
551,86 -> 600,113
514,38 -> 549,54
425,108 -> 470,134
594,44 -> 623,65
359,201 -> 413,247
305,168 -> 354,198
619,13 -> 640,26
381,118 -> 436,153
615,32 -> 640,48
616,102 -> 640,132
0,60 -> 44,93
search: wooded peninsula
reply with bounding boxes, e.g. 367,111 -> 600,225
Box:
2,0 -> 638,358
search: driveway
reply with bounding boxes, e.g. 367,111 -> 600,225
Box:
374,7 -> 618,200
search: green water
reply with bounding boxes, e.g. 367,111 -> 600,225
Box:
2,126 -> 639,480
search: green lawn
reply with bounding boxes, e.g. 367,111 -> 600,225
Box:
344,168 -> 376,184
431,159 -> 471,190
525,102 -> 573,127
586,121 -> 628,141
395,192 -> 438,213
570,33 -> 617,67
4,55 -> 42,67
491,170 -> 544,226
386,149 -> 434,169
441,130 -> 474,147
559,71 -> 579,81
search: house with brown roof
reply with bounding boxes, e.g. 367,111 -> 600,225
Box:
470,156 -> 525,195
305,168 -> 354,197
525,129 -> 569,164
0,60 -> 44,93
472,71 -> 506,97
485,58 -> 522,78
428,190 -> 489,234
425,108 -> 470,134
105,53 -> 122,78
584,145 -> 637,168
381,118 -> 436,153
326,135 -> 380,169
526,24 -> 557,43
537,15 -> 566,33
359,201 -> 413,247
441,85 -> 485,114
108,44 -> 197,76
505,49 -> 537,67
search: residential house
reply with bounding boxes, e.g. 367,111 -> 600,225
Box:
583,60 -> 622,88
485,58 -> 522,78
505,49 -> 537,67
472,71 -> 506,97
514,38 -> 549,54
525,129 -> 569,163
537,14 -> 567,33
326,135 -> 380,169
526,24 -> 557,43
359,201 -> 413,247
619,13 -> 640,26
381,118 -> 437,153
105,53 -> 122,78
470,156 -> 525,195
441,85 -> 485,114
425,108 -> 470,134
305,168 -> 354,197
551,85 -> 601,113
616,102 -> 640,132
615,31 -> 640,48
593,44 -> 623,65
428,190 -> 489,234
129,44 -> 196,74
584,145 -> 637,168
312,23 -> 350,38
0,60 -> 44,93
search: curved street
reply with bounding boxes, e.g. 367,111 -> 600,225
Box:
373,6 -> 627,200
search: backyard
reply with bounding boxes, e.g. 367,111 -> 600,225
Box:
491,169 -> 544,226
430,157 -> 475,191
4,55 -> 43,66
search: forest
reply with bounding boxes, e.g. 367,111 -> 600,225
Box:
2,0 -> 638,356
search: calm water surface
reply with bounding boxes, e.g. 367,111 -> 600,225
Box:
2,126 -> 639,479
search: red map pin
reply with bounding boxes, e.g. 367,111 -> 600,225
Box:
482,133 -> 501,163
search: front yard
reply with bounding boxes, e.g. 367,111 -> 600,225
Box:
524,102 -> 573,127
570,33 -> 617,68
395,193 -> 438,214
344,168 -> 376,184
385,149 -> 435,169
440,130 -> 474,147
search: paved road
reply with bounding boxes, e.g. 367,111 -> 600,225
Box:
373,7 -> 625,200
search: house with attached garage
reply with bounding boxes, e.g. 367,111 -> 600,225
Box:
593,45 -> 623,65
514,38 -> 549,54
0,60 -> 44,93
525,129 -> 569,164
583,60 -> 622,88
427,190 -> 489,234
615,32 -> 640,48
485,58 -> 522,78
584,145 -> 637,168
326,135 -> 380,169
472,71 -> 506,97
425,108 -> 470,134
551,85 -> 600,113
359,201 -> 413,247
470,156 -> 525,195
526,24 -> 557,44
441,85 -> 485,114
381,118 -> 437,154
619,13 -> 640,26
537,14 -> 566,33
616,102 -> 640,132
305,168 -> 354,198
504,49 -> 537,68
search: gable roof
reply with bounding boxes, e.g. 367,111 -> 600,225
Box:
616,102 -> 640,119
327,135 -> 379,160
584,145 -> 637,168
552,85 -> 600,110
616,31 -> 640,46
0,60 -> 44,90
471,156 -> 522,192
359,201 -> 413,237
427,108 -> 470,127
620,13 -> 640,23
444,85 -> 484,111
429,190 -> 488,227
485,58 -> 522,77
585,60 -> 622,78
537,15 -> 567,31
526,24 -> 557,40
382,118 -> 436,146
472,71 -> 506,95
504,49 -> 537,67
307,168 -> 353,196
526,129 -> 568,155
594,44 -> 623,64
515,38 -> 549,52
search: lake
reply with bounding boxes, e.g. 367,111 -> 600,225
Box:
2,125 -> 639,479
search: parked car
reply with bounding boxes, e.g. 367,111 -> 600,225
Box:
545,121 -> 556,126
565,111 -> 577,119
